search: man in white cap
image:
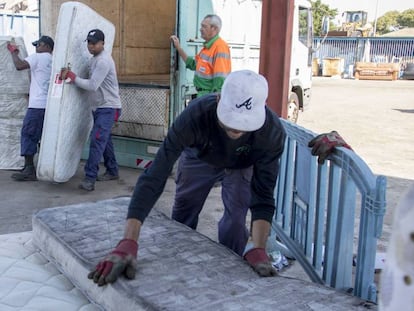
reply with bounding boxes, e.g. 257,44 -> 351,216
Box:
88,70 -> 286,285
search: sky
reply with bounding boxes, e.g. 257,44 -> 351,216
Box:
321,0 -> 413,20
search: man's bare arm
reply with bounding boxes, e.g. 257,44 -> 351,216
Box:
170,35 -> 188,62
250,219 -> 270,248
124,218 -> 142,240
10,52 -> 30,70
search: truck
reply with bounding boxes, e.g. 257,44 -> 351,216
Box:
327,10 -> 373,37
39,0 -> 314,169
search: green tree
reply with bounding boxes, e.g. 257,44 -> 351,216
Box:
397,9 -> 414,28
311,0 -> 337,36
376,11 -> 400,35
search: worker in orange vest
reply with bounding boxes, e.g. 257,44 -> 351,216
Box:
170,14 -> 231,97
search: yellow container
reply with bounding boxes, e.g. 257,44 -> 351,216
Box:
312,58 -> 319,76
322,58 -> 344,76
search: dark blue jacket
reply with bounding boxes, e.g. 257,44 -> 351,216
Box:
127,94 -> 286,224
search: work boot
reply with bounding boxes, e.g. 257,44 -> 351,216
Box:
96,172 -> 119,181
79,178 -> 95,191
11,165 -> 37,181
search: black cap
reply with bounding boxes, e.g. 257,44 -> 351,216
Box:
86,29 -> 105,43
32,35 -> 54,50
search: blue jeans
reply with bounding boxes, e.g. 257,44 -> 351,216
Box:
21,108 -> 45,156
84,108 -> 120,181
172,149 -> 252,255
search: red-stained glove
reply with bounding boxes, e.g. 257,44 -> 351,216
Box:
59,67 -> 77,83
308,131 -> 352,164
7,42 -> 19,54
88,239 -> 138,286
244,247 -> 277,277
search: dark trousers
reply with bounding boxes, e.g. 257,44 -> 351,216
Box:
84,108 -> 120,181
172,149 -> 252,256
20,108 -> 45,156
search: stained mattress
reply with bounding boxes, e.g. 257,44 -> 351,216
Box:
0,231 -> 99,310
32,197 -> 370,311
0,37 -> 29,170
37,1 -> 115,183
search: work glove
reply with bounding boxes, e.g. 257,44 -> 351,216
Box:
7,42 -> 19,54
88,239 -> 138,286
308,131 -> 352,164
244,247 -> 277,277
59,67 -> 77,83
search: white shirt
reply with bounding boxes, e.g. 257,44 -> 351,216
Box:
25,52 -> 52,108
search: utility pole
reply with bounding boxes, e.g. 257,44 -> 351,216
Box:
259,0 -> 294,119
373,0 -> 380,36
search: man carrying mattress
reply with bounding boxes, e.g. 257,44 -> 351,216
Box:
59,29 -> 122,191
7,35 -> 54,181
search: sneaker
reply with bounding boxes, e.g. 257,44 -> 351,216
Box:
79,179 -> 95,191
11,165 -> 37,181
96,172 -> 119,181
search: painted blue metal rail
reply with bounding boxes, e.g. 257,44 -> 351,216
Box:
271,119 -> 386,302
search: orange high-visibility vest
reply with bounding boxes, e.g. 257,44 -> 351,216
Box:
186,35 -> 231,96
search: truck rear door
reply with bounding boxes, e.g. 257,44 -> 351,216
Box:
170,0 -> 262,119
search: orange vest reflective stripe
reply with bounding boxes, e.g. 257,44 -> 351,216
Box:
194,37 -> 231,80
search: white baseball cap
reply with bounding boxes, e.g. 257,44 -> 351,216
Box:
217,70 -> 268,132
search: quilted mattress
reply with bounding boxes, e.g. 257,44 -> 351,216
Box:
0,37 -> 30,170
0,231 -> 99,310
37,1 -> 115,183
32,198 -> 370,311
379,184 -> 414,311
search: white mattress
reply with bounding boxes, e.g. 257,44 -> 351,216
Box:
0,37 -> 30,170
379,184 -> 414,311
0,231 -> 99,311
37,1 -> 115,183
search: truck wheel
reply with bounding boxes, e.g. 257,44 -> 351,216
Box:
287,92 -> 299,123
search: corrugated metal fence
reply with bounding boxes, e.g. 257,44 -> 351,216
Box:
313,37 -> 414,76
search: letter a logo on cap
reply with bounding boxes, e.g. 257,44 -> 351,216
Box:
236,97 -> 253,110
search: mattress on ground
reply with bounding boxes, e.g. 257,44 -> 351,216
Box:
32,198 -> 369,311
37,1 -> 115,183
0,231 -> 99,310
0,37 -> 29,170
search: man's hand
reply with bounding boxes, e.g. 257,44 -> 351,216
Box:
308,131 -> 352,164
88,239 -> 138,286
170,35 -> 181,49
59,67 -> 77,83
244,247 -> 277,277
7,42 -> 19,54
